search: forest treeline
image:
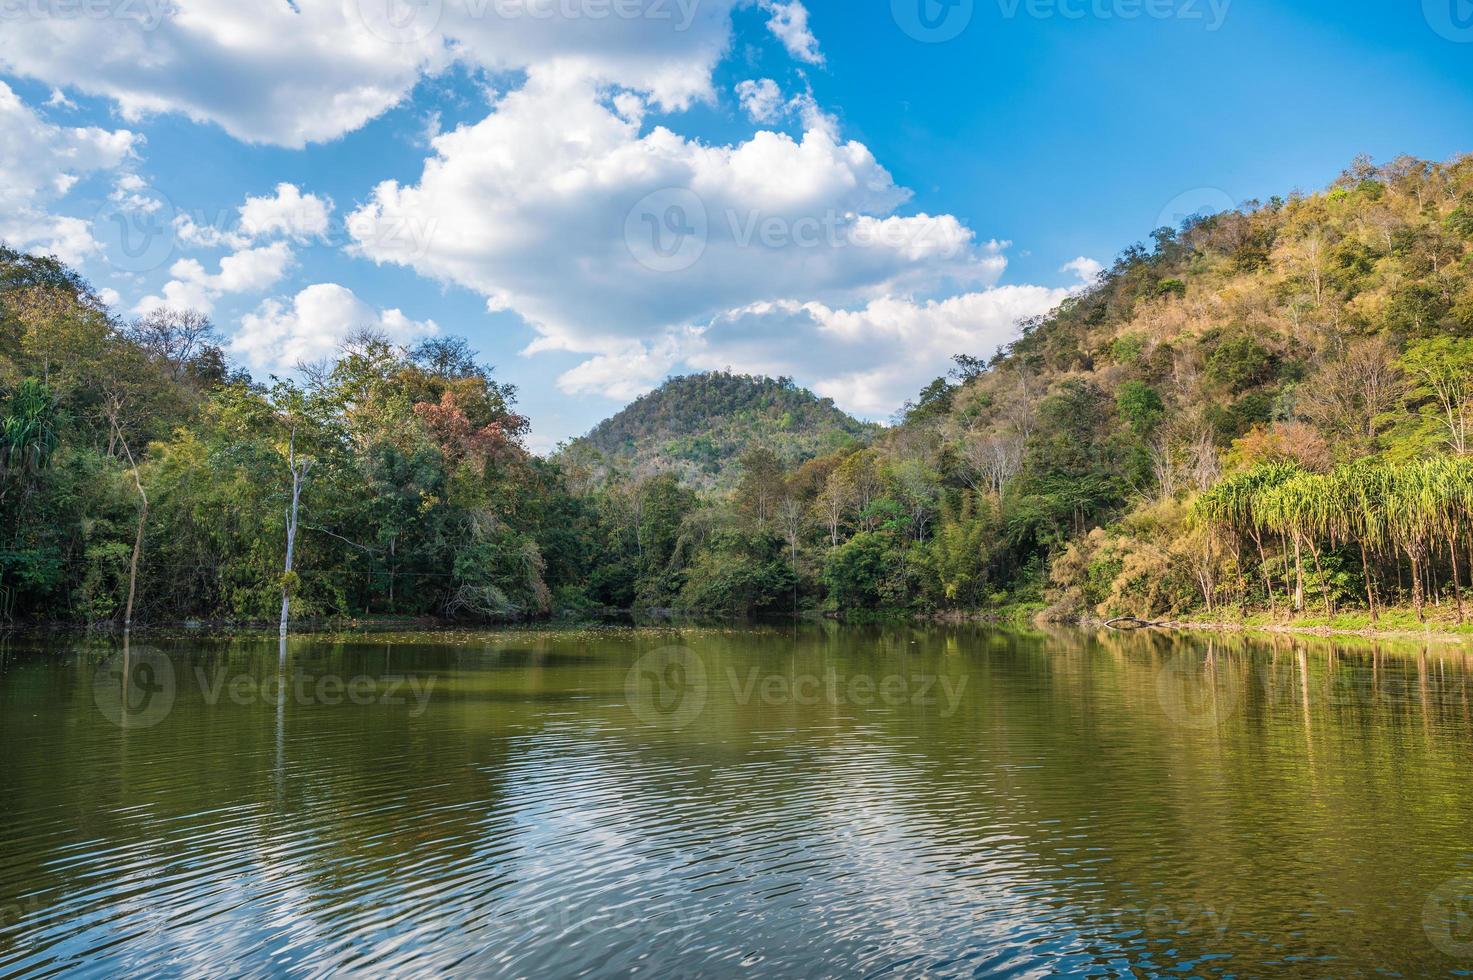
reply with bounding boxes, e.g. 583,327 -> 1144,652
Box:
3,151 -> 1473,626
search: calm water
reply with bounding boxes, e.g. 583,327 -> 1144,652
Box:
3,624 -> 1473,977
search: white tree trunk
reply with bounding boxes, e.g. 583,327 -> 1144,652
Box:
280,430 -> 306,637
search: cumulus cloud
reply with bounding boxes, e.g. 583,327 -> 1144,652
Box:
138,184 -> 332,313
229,283 -> 438,372
735,78 -> 784,123
0,81 -> 138,263
759,0 -> 823,64
1061,255 -> 1104,285
556,286 -> 1072,417
238,184 -> 333,241
0,0 -> 802,147
349,75 -> 1005,362
136,241 -> 295,314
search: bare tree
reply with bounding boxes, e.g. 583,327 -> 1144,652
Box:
1149,437 -> 1180,503
1284,227 -> 1329,307
1298,337 -> 1408,451
1186,427 -> 1220,492
126,309 -> 217,380
777,496 -> 806,612
814,471 -> 854,546
105,394 -> 148,631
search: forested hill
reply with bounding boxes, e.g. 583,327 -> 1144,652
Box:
568,372 -> 877,488
6,153 -> 1473,627
882,152 -> 1473,622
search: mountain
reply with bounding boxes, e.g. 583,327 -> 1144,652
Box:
568,371 -> 879,487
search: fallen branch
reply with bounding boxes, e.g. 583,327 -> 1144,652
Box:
1104,616 -> 1163,630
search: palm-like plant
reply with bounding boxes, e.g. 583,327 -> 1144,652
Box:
0,379 -> 59,479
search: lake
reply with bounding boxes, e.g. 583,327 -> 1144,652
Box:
2,624 -> 1473,977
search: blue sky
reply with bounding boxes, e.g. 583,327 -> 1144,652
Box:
2,0 -> 1470,450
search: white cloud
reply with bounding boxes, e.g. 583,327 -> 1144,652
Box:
556,336 -> 687,402
0,0 -> 767,147
349,75 -> 1005,363
736,78 -> 784,123
138,184 -> 333,312
759,0 -> 823,64
1061,255 -> 1104,285
136,241 -> 295,314
557,286 -> 1072,416
238,184 -> 333,241
230,283 -> 438,372
0,81 -> 138,263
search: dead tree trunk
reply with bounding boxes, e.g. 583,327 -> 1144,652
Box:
280,430 -> 310,638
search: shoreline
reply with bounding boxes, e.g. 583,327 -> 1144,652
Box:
1086,613 -> 1473,645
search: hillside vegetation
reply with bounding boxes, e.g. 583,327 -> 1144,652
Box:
895,152 -> 1473,623
4,152 -> 1473,627
569,372 -> 876,488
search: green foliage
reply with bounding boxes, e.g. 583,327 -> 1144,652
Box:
1115,381 -> 1164,436
1204,333 -> 1276,389
678,528 -> 794,614
1109,332 -> 1148,364
822,532 -> 897,610
7,152 -> 1473,627
569,372 -> 877,488
917,494 -> 997,607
